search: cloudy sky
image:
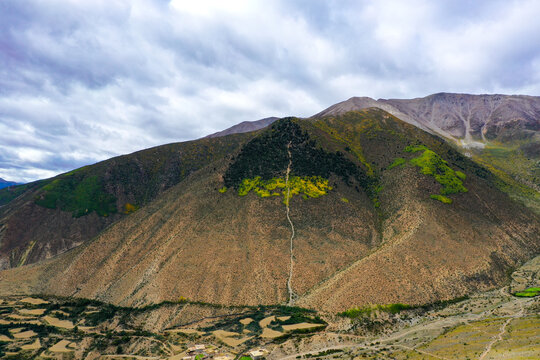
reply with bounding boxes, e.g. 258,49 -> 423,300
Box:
1,0 -> 540,182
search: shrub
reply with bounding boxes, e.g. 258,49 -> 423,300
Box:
123,202 -> 139,214
236,176 -> 332,205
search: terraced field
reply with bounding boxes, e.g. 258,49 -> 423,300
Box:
0,296 -> 326,359
1,260 -> 538,360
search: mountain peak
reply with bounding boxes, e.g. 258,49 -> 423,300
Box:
205,116 -> 280,138
0,178 -> 19,189
314,92 -> 540,141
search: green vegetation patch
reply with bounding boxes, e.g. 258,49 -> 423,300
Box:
35,175 -> 117,217
455,170 -> 466,180
338,303 -> 411,318
514,287 -> 540,297
405,145 -> 468,203
388,157 -> 406,169
430,194 -> 452,204
237,176 -> 331,205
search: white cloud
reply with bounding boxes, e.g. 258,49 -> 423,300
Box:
0,0 -> 539,183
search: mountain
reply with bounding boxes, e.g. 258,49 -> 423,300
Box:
314,93 -> 540,141
0,108 -> 538,313
0,134 -> 256,270
205,117 -> 279,138
0,178 -> 19,189
315,93 -> 540,212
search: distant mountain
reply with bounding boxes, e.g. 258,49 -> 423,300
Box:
315,93 -> 540,211
205,117 -> 279,138
314,93 -> 540,142
0,178 -> 19,189
1,109 -> 538,312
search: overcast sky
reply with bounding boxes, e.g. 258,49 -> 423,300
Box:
2,0 -> 540,182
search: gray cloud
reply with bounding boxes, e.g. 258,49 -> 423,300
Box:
1,0 -> 540,182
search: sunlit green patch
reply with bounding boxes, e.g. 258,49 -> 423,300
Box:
405,145 -> 467,203
388,157 -> 406,170
514,287 -> 540,297
236,176 -> 331,205
35,175 -> 116,217
430,194 -> 452,204
455,171 -> 466,180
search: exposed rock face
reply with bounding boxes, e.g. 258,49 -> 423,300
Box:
314,93 -> 540,142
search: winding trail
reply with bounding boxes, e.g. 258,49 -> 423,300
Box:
275,288 -> 534,360
478,298 -> 525,360
285,141 -> 296,306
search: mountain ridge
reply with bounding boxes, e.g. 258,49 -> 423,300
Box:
0,133 -> 256,270
0,177 -> 20,189
205,117 -> 279,138
315,93 -> 540,141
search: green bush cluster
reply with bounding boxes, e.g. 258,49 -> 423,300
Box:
430,194 -> 452,204
405,145 -> 468,203
388,157 -> 406,169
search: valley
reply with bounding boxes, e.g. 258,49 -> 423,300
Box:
1,255 -> 538,359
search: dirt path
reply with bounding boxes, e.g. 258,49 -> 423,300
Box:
285,141 -> 296,306
393,344 -> 451,360
478,298 -> 525,360
276,291 -> 532,360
